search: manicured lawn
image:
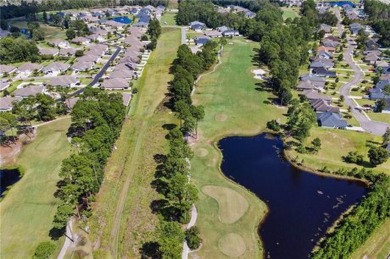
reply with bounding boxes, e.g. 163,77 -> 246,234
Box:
160,12 -> 177,26
368,112 -> 390,124
89,27 -> 182,258
190,38 -> 286,258
7,20 -> 66,40
0,117 -> 71,258
281,7 -> 300,20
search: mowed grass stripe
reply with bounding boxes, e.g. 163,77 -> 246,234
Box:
0,117 -> 71,258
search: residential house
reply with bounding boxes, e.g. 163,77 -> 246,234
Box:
189,21 -> 206,32
39,48 -> 59,56
310,59 -> 334,69
316,50 -> 333,60
59,47 -> 77,57
101,78 -> 129,90
49,75 -> 80,87
0,80 -> 10,91
14,84 -> 45,97
0,96 -> 22,111
217,26 -> 230,33
300,74 -> 326,89
303,89 -> 332,102
18,63 -> 43,77
71,36 -> 90,45
122,92 -> 132,107
369,79 -> 390,100
296,80 -> 316,91
375,61 -> 389,71
318,23 -> 332,33
204,30 -> 222,38
64,97 -> 79,110
322,39 -> 340,48
365,39 -> 380,51
49,39 -> 70,48
87,33 -> 105,42
42,62 -> 70,75
350,23 -> 363,35
195,36 -> 211,46
134,15 -> 150,27
317,112 -> 347,129
363,52 -> 380,65
0,64 -> 17,75
312,67 -> 336,77
109,63 -> 137,79
71,60 -> 94,72
317,45 -> 335,53
310,98 -> 340,113
222,30 -> 239,37
324,35 -> 340,42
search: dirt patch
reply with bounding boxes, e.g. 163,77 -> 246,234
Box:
0,135 -> 33,166
218,233 -> 247,257
215,114 -> 228,122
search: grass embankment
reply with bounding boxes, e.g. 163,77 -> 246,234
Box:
0,117 -> 71,258
285,128 -> 390,175
89,27 -> 181,258
7,20 -> 66,40
190,38 -> 286,258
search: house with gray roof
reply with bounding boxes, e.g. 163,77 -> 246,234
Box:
195,36 -> 211,46
318,23 -> 332,33
14,84 -> 45,98
312,67 -> 336,78
18,63 -> 43,77
101,78 -> 129,90
189,21 -> 206,32
71,36 -> 90,45
310,99 -> 339,113
317,112 -> 347,129
0,64 -> 17,75
64,97 -> 79,110
59,47 -> 77,57
0,80 -> 10,91
222,30 -> 239,37
39,48 -> 59,56
303,89 -> 332,102
310,59 -> 334,69
122,92 -> 132,106
217,26 -> 230,32
350,23 -> 363,35
49,39 -> 70,48
0,96 -> 22,111
49,75 -> 80,87
300,74 -> 326,89
42,62 -> 70,74
204,30 -> 222,38
296,80 -> 316,91
369,79 -> 390,100
71,60 -> 95,71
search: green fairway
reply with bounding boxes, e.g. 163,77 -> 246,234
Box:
190,38 -> 286,258
0,117 -> 71,258
89,27 -> 182,258
282,7 -> 300,20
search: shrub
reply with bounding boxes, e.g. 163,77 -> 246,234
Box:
343,151 -> 363,165
33,241 -> 56,259
266,120 -> 281,132
185,226 -> 202,250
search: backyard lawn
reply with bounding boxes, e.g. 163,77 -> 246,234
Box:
160,12 -> 177,26
0,117 -> 71,258
281,7 -> 300,20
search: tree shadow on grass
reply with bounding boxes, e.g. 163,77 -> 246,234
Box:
251,47 -> 262,66
140,241 -> 161,259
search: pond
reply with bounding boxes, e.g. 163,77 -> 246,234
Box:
0,168 -> 21,198
112,16 -> 132,24
218,134 -> 367,259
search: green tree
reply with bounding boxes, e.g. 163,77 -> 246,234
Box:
52,203 -> 73,230
33,241 -> 56,259
43,11 -> 48,23
35,93 -> 56,121
368,146 -> 389,166
337,53 -> 344,62
376,99 -> 386,112
0,19 -> 8,30
157,221 -> 185,259
32,28 -> 45,41
382,127 -> 390,145
191,105 -> 205,137
311,137 -> 322,153
66,28 -> 76,40
185,226 -> 202,250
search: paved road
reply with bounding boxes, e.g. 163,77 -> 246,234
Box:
70,45 -> 122,97
336,10 -> 390,136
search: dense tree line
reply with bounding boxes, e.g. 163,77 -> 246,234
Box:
146,19 -> 161,50
52,88 -> 126,232
170,42 -> 217,134
364,0 -> 390,47
311,174 -> 390,259
0,36 -> 39,63
66,19 -> 90,40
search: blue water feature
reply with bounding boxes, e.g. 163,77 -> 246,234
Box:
112,16 -> 132,24
218,134 -> 367,259
325,1 -> 356,7
0,168 -> 21,198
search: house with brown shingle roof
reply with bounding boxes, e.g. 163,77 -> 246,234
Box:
39,48 -> 59,56
49,75 -> 80,87
18,63 -> 43,77
71,60 -> 94,72
59,47 -> 78,57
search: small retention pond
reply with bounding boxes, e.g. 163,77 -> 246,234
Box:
0,168 -> 21,198
218,134 -> 367,259
112,16 -> 132,24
